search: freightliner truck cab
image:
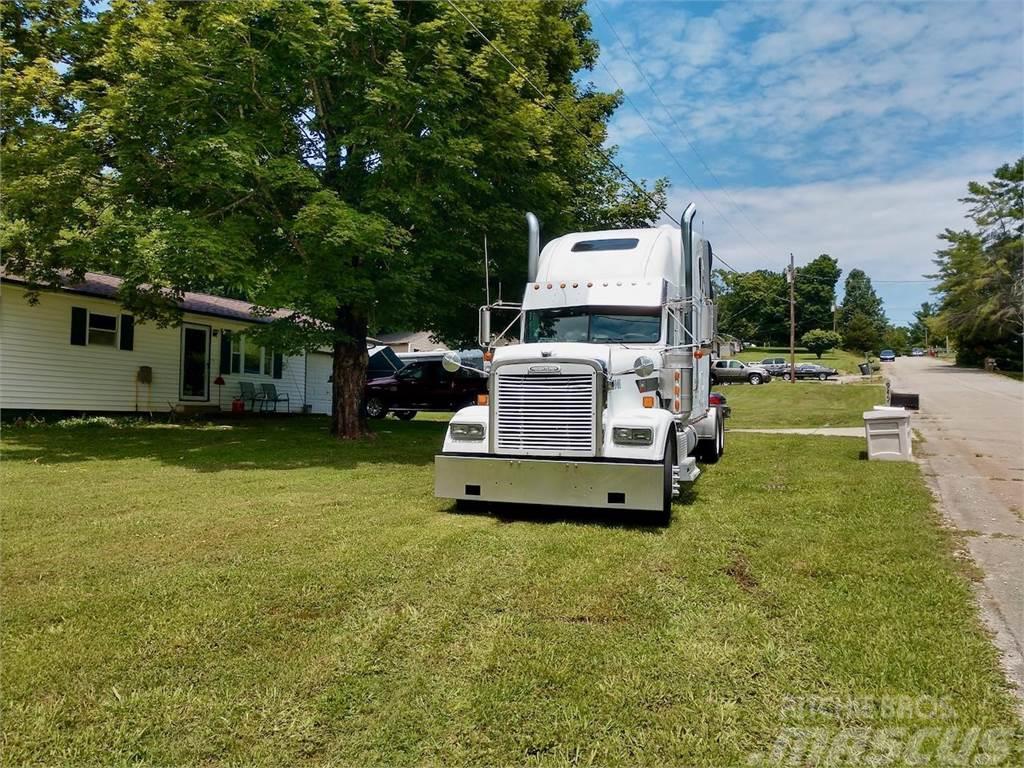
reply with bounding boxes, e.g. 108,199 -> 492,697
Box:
434,203 -> 723,523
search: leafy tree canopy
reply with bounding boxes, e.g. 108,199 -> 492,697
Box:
838,269 -> 886,343
1,0 -> 667,436
800,329 -> 842,359
842,312 -> 883,354
931,158 -> 1023,369
794,254 -> 841,337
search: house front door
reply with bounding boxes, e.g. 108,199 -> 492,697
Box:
180,324 -> 211,400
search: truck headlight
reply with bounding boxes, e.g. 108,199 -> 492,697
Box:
612,426 -> 654,446
450,422 -> 485,441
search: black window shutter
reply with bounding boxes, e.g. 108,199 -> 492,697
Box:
272,352 -> 283,379
70,307 -> 87,345
119,315 -> 135,350
219,331 -> 232,375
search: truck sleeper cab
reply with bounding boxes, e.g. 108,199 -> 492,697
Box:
434,204 -> 723,523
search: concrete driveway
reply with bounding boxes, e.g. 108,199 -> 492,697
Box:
886,356 -> 1024,697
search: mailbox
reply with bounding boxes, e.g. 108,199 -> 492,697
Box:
863,408 -> 912,461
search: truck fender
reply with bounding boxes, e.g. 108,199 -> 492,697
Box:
694,405 -> 718,442
602,408 -> 678,462
441,405 -> 490,454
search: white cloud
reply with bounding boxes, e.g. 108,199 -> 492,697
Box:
662,150 -> 1008,288
594,0 -> 1024,179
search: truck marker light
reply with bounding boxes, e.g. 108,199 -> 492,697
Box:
694,349 -> 704,359
476,394 -> 489,405
674,370 -> 681,382
533,284 -> 540,290
674,398 -> 680,411
547,283 -> 552,289
674,385 -> 680,396
560,282 -> 566,288
572,282 -> 578,288
483,351 -> 493,362
642,396 -> 655,408
587,282 -> 593,287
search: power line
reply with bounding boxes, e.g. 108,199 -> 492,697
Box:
593,46 -> 771,272
594,2 -> 787,259
445,0 -> 678,226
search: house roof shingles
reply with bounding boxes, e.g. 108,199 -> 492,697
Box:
1,270 -> 289,324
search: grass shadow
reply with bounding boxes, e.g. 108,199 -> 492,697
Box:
0,416 -> 443,473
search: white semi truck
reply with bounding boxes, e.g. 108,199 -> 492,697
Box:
434,203 -> 723,522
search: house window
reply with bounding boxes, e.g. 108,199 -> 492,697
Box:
71,308 -> 135,348
227,334 -> 281,378
244,342 -> 262,374
88,313 -> 117,346
230,335 -> 242,373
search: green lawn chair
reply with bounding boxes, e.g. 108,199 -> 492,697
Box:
238,381 -> 265,412
260,383 -> 290,413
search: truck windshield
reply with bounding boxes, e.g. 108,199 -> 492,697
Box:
524,307 -> 661,344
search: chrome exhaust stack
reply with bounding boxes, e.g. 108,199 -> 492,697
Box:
526,212 -> 540,282
679,203 -> 697,418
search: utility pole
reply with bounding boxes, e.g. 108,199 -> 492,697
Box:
832,301 -> 838,333
788,253 -> 796,383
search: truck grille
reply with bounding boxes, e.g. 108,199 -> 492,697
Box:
495,372 -> 596,454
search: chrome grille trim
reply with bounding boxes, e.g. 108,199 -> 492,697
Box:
495,371 -> 597,455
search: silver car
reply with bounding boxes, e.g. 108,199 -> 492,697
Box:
710,358 -> 772,385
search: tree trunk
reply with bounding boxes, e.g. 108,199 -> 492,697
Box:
330,305 -> 369,439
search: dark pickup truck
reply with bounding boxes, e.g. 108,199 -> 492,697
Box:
364,358 -> 487,420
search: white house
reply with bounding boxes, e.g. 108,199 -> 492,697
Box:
0,270 -> 344,415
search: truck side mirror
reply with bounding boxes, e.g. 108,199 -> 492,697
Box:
478,306 -> 491,347
633,355 -> 656,378
442,351 -> 462,373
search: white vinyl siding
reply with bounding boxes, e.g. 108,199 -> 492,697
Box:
0,285 -> 306,413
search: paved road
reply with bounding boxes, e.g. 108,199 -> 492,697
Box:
887,356 -> 1024,698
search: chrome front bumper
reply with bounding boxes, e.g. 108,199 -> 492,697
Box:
434,454 -> 664,511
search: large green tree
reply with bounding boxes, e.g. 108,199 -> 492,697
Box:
794,254 -> 841,336
908,302 -> 935,347
931,159 -> 1023,368
838,269 -> 886,348
2,0 -> 666,437
715,268 -> 788,345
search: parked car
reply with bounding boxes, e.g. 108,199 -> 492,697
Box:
364,357 -> 487,419
879,349 -> 896,362
710,358 -> 771,385
781,363 -> 839,381
760,357 -> 790,377
710,391 -> 730,419
911,347 -> 925,357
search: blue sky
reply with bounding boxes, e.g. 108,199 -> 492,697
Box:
586,0 -> 1024,325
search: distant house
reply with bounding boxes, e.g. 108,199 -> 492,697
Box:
0,270 -> 341,415
375,330 -> 448,354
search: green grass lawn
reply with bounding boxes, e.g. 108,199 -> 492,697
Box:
736,346 -> 868,374
721,382 -> 885,428
2,419 -> 1020,765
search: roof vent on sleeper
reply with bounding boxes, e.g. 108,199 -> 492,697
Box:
570,238 -> 639,252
